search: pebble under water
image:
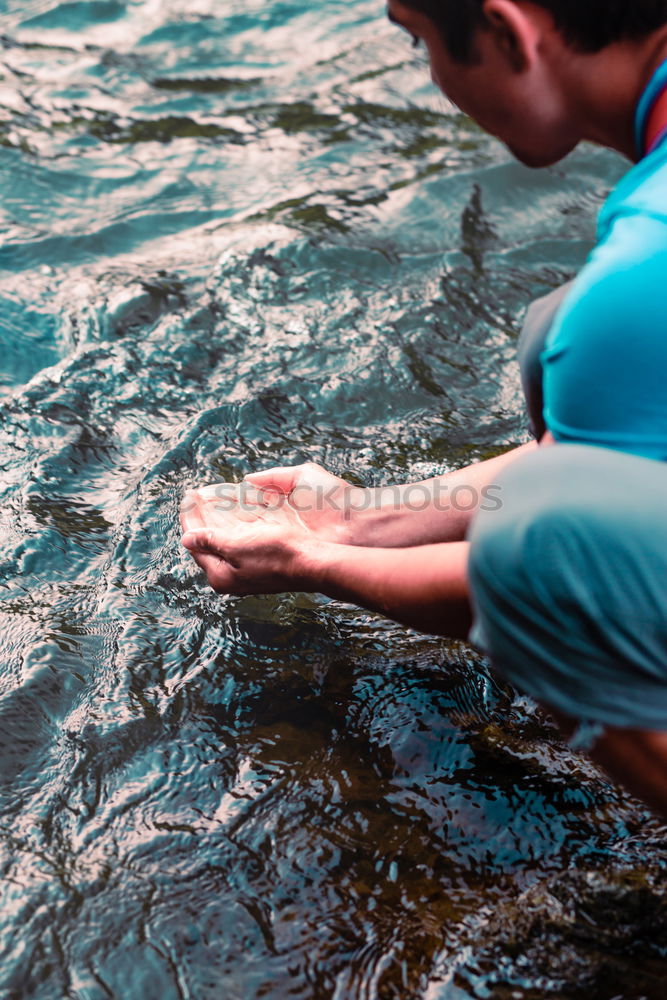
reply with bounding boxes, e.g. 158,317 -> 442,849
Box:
1,1 -> 666,998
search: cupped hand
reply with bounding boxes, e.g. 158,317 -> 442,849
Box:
180,482 -> 315,595
243,462 -> 364,543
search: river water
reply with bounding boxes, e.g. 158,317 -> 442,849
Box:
1,1 -> 666,997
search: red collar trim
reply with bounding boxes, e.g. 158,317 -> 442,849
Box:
645,84 -> 667,154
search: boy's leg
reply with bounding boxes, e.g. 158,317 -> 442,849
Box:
467,443 -> 667,812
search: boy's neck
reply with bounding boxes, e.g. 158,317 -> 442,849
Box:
561,30 -> 667,161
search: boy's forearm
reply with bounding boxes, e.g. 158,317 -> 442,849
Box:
351,441 -> 537,547
300,538 -> 472,639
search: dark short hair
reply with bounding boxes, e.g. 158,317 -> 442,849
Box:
400,0 -> 667,62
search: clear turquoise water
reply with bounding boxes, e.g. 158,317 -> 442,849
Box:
1,2 -> 666,998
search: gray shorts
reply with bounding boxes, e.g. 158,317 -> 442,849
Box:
468,443 -> 667,730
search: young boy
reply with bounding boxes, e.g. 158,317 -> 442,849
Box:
181,1 -> 667,818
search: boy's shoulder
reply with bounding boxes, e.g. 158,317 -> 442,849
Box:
600,139 -> 667,237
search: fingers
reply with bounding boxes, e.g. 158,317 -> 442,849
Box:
245,465 -> 306,493
195,482 -> 243,501
180,491 -> 207,534
186,547 -> 242,595
187,546 -> 222,576
182,528 -> 227,558
182,482 -> 279,516
182,529 -> 244,594
180,487 -> 302,596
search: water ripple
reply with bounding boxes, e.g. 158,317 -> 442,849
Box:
0,1 -> 660,998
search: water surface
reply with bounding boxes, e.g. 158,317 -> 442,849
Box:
1,1 -> 666,997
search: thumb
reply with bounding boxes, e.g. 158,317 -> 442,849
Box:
245,465 -> 301,494
181,529 -> 226,557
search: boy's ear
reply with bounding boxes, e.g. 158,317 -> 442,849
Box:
482,0 -> 540,72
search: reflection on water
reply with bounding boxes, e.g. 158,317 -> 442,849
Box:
1,1 -> 665,997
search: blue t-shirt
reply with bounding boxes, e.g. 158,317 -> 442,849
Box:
540,62 -> 667,461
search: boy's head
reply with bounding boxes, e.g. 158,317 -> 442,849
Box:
398,0 -> 667,63
388,0 -> 667,166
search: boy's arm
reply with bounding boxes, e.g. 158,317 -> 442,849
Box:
180,511 -> 472,639
241,440 -> 537,548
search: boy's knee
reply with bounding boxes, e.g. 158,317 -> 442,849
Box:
467,445 -> 667,729
469,458 -> 580,611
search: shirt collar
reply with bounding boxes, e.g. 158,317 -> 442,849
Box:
634,56 -> 667,158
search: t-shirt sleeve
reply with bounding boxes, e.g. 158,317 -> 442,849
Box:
541,212 -> 667,459
517,282 -> 575,441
